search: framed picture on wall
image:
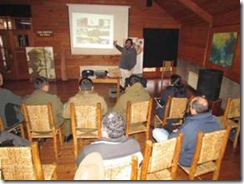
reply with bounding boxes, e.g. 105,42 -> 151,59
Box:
209,32 -> 238,67
26,47 -> 56,81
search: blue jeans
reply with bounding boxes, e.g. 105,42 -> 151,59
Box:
152,128 -> 169,142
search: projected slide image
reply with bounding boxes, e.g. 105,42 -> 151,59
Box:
72,13 -> 114,48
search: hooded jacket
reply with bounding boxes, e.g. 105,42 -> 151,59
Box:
112,83 -> 150,118
169,112 -> 223,167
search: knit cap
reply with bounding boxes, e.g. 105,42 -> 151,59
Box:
102,112 -> 125,139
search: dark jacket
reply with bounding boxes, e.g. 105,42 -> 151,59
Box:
160,85 -> 187,106
115,44 -> 137,70
169,112 -> 223,167
156,85 -> 187,120
0,88 -> 23,128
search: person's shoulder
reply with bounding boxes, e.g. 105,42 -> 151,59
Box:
49,92 -> 61,98
0,88 -> 14,95
0,88 -> 10,92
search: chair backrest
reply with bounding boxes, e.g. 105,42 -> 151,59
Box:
0,117 -> 3,131
140,133 -> 183,180
224,98 -> 240,120
127,99 -> 152,124
163,96 -> 189,124
161,60 -> 173,71
22,103 -> 55,133
70,102 -> 102,138
163,60 -> 173,67
126,98 -> 152,139
160,61 -> 173,76
193,128 -> 230,166
0,142 -> 44,180
103,155 -> 138,180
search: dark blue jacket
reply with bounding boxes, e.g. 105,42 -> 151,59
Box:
169,112 -> 223,167
160,86 -> 187,106
156,85 -> 187,120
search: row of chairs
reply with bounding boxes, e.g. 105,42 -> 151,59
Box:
71,98 -> 153,158
0,98 -> 153,160
88,126 -> 230,180
0,126 -> 230,180
154,96 -> 240,149
0,96 -> 240,180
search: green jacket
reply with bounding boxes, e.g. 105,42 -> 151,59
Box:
112,83 -> 150,118
24,89 -> 64,127
62,90 -> 108,119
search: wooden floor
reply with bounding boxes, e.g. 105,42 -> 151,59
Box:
4,79 -> 241,181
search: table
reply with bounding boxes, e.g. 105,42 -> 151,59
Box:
91,77 -> 120,101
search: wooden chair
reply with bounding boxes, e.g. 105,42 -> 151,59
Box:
0,116 -> 25,138
140,133 -> 183,180
70,102 -> 102,159
0,142 -> 57,180
103,155 -> 138,180
160,60 -> 173,89
155,96 -> 189,127
218,98 -> 240,149
180,127 -> 231,180
21,103 -> 63,160
126,98 -> 153,140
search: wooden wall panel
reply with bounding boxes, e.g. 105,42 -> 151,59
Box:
179,22 -> 240,83
5,0 -> 179,80
178,22 -> 209,65
205,25 -> 240,83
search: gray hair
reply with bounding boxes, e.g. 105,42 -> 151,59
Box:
102,112 -> 126,139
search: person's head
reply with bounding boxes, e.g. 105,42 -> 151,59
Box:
0,73 -> 3,87
189,96 -> 209,115
126,75 -> 142,87
102,112 -> 126,139
125,38 -> 133,49
79,77 -> 93,91
34,76 -> 49,91
170,74 -> 182,87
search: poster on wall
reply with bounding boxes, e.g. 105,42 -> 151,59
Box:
209,32 -> 238,67
130,37 -> 144,75
26,47 -> 56,81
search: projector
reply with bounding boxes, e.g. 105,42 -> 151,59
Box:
95,70 -> 108,78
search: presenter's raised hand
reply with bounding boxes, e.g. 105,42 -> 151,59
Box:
113,40 -> 117,46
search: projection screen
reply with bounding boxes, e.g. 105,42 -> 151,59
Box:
67,4 -> 129,55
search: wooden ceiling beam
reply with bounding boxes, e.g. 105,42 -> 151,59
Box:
179,0 -> 213,25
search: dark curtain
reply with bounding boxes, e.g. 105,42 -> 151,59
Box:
143,28 -> 179,67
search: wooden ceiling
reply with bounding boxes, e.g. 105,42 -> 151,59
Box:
155,0 -> 240,26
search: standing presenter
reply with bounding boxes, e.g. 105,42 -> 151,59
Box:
114,38 -> 137,90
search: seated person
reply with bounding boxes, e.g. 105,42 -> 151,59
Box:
0,130 -> 30,147
156,74 -> 187,120
77,112 -> 142,166
23,76 -> 72,142
0,73 -> 23,129
112,75 -> 150,118
63,77 -> 108,119
153,96 -> 223,167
